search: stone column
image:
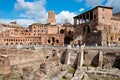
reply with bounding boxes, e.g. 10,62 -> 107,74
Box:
65,45 -> 72,65
80,48 -> 84,67
78,17 -> 80,24
85,14 -> 87,22
77,51 -> 81,67
81,15 -> 83,23
93,12 -> 94,20
88,12 -> 90,21
98,51 -> 103,68
77,45 -> 84,67
74,18 -> 77,26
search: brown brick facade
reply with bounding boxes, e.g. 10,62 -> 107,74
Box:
0,22 -> 65,46
73,6 -> 120,46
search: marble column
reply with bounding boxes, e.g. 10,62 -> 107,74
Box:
65,45 -> 72,65
77,45 -> 85,67
98,51 -> 103,68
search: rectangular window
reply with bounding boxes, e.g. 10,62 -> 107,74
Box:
48,40 -> 50,43
103,8 -> 104,11
52,37 -> 55,42
56,40 -> 59,43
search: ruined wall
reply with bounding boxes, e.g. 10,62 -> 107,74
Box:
0,48 -> 44,74
0,47 -> 120,80
73,21 -> 101,45
103,52 -> 120,69
84,50 -> 99,67
0,48 -> 64,80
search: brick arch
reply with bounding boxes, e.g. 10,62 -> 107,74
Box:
64,37 -> 73,44
82,24 -> 91,36
82,24 -> 102,46
60,29 -> 65,34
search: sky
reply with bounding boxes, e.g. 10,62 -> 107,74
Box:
0,0 -> 120,27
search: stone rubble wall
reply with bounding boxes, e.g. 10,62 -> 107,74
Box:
0,46 -> 120,80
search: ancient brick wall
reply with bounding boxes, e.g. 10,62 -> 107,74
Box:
84,50 -> 99,66
98,7 -> 113,25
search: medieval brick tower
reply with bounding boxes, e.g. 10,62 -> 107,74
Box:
47,11 -> 56,25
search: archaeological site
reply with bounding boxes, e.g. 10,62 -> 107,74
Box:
0,6 -> 120,80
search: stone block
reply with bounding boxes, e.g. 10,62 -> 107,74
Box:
0,65 -> 10,75
22,66 -> 34,80
64,73 -> 73,79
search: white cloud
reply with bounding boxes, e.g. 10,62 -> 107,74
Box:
0,19 -> 35,27
15,0 -> 47,23
76,0 -> 120,13
79,8 -> 85,12
4,0 -> 119,27
105,0 -> 120,13
14,0 -> 77,25
13,0 -> 80,25
0,11 -> 77,27
56,11 -> 76,24
15,19 -> 35,27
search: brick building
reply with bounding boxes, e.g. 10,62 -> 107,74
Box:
0,22 -> 65,46
0,10 -> 66,46
60,21 -> 74,45
47,11 -> 56,25
0,10 -> 76,46
73,6 -> 120,46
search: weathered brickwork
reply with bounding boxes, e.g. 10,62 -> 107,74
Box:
0,11 -> 75,46
73,6 -> 120,46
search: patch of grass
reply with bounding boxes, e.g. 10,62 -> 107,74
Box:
68,67 -> 75,74
82,64 -> 87,66
10,74 -> 22,80
113,77 -> 120,80
11,76 -> 22,80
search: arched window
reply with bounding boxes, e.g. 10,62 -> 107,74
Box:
60,29 -> 64,34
